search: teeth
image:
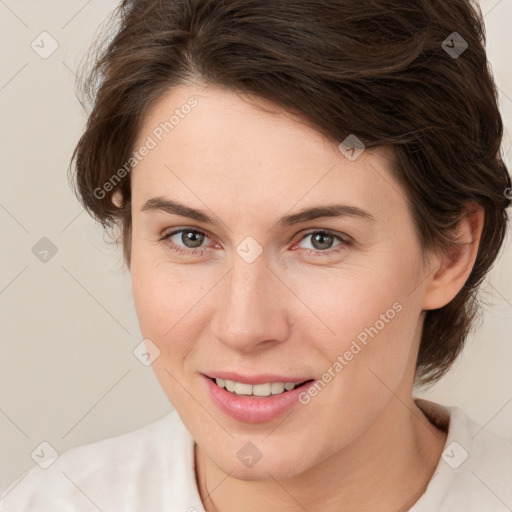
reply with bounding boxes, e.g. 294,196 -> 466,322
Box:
234,382 -> 253,395
215,378 -> 300,396
271,382 -> 285,394
252,383 -> 271,397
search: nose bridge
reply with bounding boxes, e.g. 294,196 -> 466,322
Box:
211,251 -> 289,351
231,252 -> 265,296
226,254 -> 273,324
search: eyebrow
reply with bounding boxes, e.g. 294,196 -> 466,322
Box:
141,197 -> 376,227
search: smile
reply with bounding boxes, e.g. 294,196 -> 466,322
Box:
213,378 -> 307,397
204,374 -> 315,423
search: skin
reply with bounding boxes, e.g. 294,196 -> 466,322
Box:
126,83 -> 484,511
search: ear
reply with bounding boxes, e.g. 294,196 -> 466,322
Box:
112,189 -> 123,208
422,202 -> 484,311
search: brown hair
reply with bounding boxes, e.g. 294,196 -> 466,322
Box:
70,0 -> 511,386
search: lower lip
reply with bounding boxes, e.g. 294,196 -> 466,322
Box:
204,376 -> 314,424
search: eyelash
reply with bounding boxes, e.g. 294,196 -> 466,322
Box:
159,228 -> 351,258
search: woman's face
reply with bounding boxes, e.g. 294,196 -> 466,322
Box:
129,83 -> 433,479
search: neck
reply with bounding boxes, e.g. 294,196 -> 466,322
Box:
195,397 -> 447,512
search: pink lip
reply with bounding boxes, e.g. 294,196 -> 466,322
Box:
202,374 -> 315,424
204,371 -> 312,385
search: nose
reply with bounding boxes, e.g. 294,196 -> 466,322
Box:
210,255 -> 291,354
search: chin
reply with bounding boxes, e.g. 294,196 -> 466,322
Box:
218,454 -> 309,482
207,436 -> 323,481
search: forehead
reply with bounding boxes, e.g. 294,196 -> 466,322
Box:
131,84 -> 404,227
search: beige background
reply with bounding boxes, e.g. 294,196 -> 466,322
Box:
1,0 -> 511,490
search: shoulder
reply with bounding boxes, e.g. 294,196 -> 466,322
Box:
413,400 -> 512,512
453,410 -> 512,509
0,410 -> 199,512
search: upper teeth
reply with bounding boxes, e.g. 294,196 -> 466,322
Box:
215,378 -> 299,397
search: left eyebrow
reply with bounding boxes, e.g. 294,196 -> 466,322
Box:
140,197 -> 376,228
276,204 -> 376,227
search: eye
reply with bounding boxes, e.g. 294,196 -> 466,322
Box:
295,230 -> 351,257
159,228 -> 351,258
160,228 -> 211,256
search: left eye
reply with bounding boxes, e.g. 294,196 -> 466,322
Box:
297,231 -> 345,252
160,229 -> 349,256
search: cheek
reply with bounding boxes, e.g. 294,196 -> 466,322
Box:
131,263 -> 172,339
130,250 -> 216,374
130,243 -> 201,335
299,290 -> 419,453
297,258 -> 421,401
293,260 -> 416,350
130,260 -> 195,405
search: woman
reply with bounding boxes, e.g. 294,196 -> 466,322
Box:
2,0 -> 511,510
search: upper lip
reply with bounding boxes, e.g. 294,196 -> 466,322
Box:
203,371 -> 313,385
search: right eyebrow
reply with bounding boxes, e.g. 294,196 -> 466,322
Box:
141,197 -> 216,225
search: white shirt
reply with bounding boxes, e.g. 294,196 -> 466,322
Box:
1,399 -> 511,511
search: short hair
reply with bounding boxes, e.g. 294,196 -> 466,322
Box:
70,0 -> 511,386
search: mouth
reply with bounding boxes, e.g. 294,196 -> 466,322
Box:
209,377 -> 313,397
203,374 -> 316,423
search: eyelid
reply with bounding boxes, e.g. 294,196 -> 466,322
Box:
160,226 -> 214,241
160,227 -> 349,243
296,228 -> 351,243
292,229 -> 352,255
160,226 -> 352,255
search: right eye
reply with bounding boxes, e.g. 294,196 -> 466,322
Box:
160,228 -> 212,256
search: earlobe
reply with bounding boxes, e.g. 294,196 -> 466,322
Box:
421,203 -> 484,311
112,189 -> 123,208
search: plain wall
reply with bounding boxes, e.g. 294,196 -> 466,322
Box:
1,0 -> 511,490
